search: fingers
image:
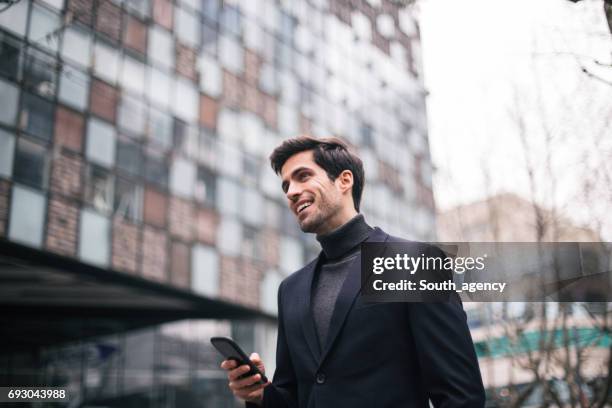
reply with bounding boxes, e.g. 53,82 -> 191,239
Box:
232,381 -> 266,400
220,359 -> 237,370
230,373 -> 262,390
220,357 -> 268,403
223,363 -> 252,381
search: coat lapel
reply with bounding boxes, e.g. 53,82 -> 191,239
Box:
319,227 -> 389,365
299,256 -> 323,363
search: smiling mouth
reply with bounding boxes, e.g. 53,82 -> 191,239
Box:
297,201 -> 313,214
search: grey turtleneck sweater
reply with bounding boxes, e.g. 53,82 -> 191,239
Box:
311,214 -> 372,349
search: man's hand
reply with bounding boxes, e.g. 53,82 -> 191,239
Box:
221,353 -> 270,406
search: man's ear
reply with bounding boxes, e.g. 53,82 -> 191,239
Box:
337,170 -> 354,193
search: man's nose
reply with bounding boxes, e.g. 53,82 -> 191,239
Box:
286,183 -> 301,202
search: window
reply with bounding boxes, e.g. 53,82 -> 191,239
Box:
59,64 -> 89,111
276,41 -> 293,70
13,138 -> 49,189
278,103 -> 298,136
178,0 -> 200,12
264,199 -> 280,229
219,35 -> 243,75
117,137 -> 142,176
0,129 -> 15,178
84,164 -> 113,213
217,109 -> 239,142
172,119 -> 198,157
260,271 -> 282,314
144,149 -> 168,187
262,0 -> 280,30
148,107 -> 172,149
9,185 -> 46,247
261,156 -> 281,198
241,187 -> 263,227
281,206 -> 301,237
28,5 -> 61,52
120,56 -> 145,95
202,0 -> 219,21
125,0 -> 149,18
280,11 -> 295,43
216,177 -> 240,215
280,72 -> 299,105
279,236 -> 304,273
201,22 -> 218,56
148,26 -> 174,69
118,94 -> 146,136
86,118 -> 116,168
242,224 -> 262,260
93,41 -> 120,83
197,54 -> 222,97
243,20 -> 263,53
218,143 -> 242,179
23,47 -> 57,98
198,128 -> 218,168
242,154 -> 259,186
353,12 -> 372,41
194,166 -> 215,206
217,216 -> 241,256
0,78 -> 19,125
79,209 -> 110,266
169,157 -> 195,198
360,123 -> 374,147
147,67 -> 171,108
175,7 -> 200,48
220,4 -> 241,37
261,30 -> 275,62
61,26 -> 91,67
376,14 -> 395,39
20,92 -> 54,141
0,0 -> 29,36
0,32 -> 22,80
172,78 -> 198,122
41,0 -> 64,11
259,63 -> 278,95
191,244 -> 219,296
114,178 -> 142,222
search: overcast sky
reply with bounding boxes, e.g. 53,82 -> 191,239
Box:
418,0 -> 612,238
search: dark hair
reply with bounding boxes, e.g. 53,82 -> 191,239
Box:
269,136 -> 365,211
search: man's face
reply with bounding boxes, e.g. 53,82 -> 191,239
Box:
280,150 -> 343,234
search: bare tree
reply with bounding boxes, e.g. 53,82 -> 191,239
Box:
568,0 -> 612,35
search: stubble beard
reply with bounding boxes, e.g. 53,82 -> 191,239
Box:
298,195 -> 341,234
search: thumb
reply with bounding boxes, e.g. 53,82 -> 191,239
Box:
250,353 -> 266,373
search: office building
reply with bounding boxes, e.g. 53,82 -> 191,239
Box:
0,0 -> 432,405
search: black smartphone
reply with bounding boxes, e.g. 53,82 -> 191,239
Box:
210,337 -> 268,384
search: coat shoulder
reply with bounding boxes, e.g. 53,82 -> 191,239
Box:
377,230 -> 445,257
279,256 -> 318,291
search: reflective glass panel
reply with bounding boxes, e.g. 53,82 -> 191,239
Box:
9,185 -> 46,247
13,137 -> 48,189
20,92 -> 54,141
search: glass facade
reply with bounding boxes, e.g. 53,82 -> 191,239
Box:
0,320 -> 257,407
0,0 -> 433,405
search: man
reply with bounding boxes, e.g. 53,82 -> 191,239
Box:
221,136 -> 485,407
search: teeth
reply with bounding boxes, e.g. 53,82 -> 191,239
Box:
298,202 -> 312,213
